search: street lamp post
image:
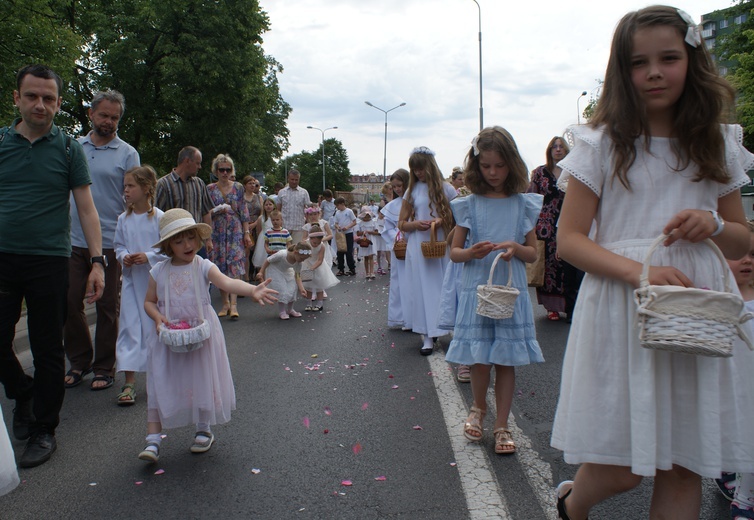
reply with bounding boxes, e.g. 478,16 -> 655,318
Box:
472,0 -> 483,131
306,125 -> 338,192
365,101 -> 406,181
576,91 -> 587,125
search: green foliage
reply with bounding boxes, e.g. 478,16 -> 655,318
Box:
716,1 -> 754,150
1,0 -> 290,181
278,138 -> 352,199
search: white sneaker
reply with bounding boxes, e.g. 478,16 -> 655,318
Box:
190,432 -> 215,453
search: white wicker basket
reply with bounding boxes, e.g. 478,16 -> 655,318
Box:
158,257 -> 210,353
476,252 -> 520,319
634,234 -> 754,358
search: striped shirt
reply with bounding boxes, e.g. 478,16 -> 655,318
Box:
265,228 -> 292,253
155,170 -> 215,224
277,185 -> 310,231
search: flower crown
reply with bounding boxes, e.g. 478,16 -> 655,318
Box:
411,146 -> 435,156
304,206 -> 320,214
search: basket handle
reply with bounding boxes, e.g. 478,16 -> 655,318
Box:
429,221 -> 437,244
487,251 -> 513,287
640,234 -> 730,292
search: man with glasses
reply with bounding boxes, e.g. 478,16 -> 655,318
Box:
155,146 -> 215,256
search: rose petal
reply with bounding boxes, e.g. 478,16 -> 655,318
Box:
302,416 -> 310,429
374,476 -> 387,481
361,403 -> 368,411
341,480 -> 353,486
412,425 -> 423,430
324,407 -> 332,416
251,468 -> 261,474
154,469 -> 165,475
352,443 -> 362,455
391,385 -> 399,389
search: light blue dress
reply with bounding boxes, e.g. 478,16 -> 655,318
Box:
445,193 -> 544,366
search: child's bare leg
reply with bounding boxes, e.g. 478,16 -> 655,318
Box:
470,364 -> 491,412
649,465 -> 701,519
561,463 -> 642,520
492,365 -> 515,430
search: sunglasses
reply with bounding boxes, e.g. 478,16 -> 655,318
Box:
218,167 -> 232,173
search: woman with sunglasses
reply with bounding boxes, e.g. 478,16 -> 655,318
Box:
207,154 -> 252,319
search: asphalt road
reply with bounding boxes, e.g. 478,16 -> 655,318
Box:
0,270 -> 733,519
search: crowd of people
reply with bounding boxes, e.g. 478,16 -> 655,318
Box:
3,6 -> 754,518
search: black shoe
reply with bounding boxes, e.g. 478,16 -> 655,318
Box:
419,344 -> 434,356
20,431 -> 57,468
13,398 -> 34,441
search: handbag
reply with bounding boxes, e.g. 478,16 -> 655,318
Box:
335,231 -> 347,253
634,234 -> 754,357
526,240 -> 545,287
300,269 -> 314,282
393,231 -> 407,260
476,252 -> 520,319
158,258 -> 211,353
420,221 -> 447,259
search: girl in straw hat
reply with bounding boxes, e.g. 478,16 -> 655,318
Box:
138,209 -> 276,463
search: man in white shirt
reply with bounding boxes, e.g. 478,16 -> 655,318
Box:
277,169 -> 311,243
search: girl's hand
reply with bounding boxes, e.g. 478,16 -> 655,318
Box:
123,254 -> 134,267
415,220 -> 432,231
300,287 -> 308,297
469,241 -> 495,259
492,241 -> 517,261
256,272 -> 264,282
130,252 -> 148,265
250,278 -> 278,305
645,266 -> 694,288
155,314 -> 170,332
662,209 -> 717,245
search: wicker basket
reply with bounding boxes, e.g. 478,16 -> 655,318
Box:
421,221 -> 447,259
158,257 -> 210,353
634,234 -> 754,357
476,252 -> 520,319
393,231 -> 407,260
357,236 -> 372,248
159,318 -> 211,353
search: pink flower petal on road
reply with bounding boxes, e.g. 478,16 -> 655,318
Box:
341,480 -> 353,486
324,429 -> 329,434
135,481 -> 143,485
412,425 -> 423,430
324,407 -> 332,416
302,416 -> 310,429
450,462 -> 457,467
361,403 -> 368,411
391,385 -> 399,389
251,468 -> 261,474
352,443 -> 362,455
374,476 -> 387,481
154,469 -> 165,475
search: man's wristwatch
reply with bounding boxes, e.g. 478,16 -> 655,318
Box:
90,255 -> 109,268
710,210 -> 725,237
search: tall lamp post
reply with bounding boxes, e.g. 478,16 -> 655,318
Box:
306,125 -> 338,192
365,101 -> 406,181
576,91 -> 587,125
472,0 -> 483,131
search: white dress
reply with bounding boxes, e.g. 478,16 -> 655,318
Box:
356,219 -> 378,258
265,250 -> 298,304
0,403 -> 19,496
303,219 -> 333,266
551,124 -> 754,478
403,181 -> 457,337
252,216 -> 273,268
147,257 -> 235,428
381,198 -> 411,329
114,209 -> 165,372
302,243 -> 339,292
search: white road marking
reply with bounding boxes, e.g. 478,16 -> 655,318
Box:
428,352 -> 557,520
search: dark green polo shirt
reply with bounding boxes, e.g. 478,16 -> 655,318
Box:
0,119 -> 90,256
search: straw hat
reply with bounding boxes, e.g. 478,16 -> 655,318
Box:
152,208 -> 212,248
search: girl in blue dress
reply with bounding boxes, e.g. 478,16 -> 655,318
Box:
445,126 -> 544,455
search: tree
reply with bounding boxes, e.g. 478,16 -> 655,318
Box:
715,1 -> 754,150
1,0 -> 291,183
0,0 -> 82,123
277,138 -> 352,200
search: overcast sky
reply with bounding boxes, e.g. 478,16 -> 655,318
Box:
261,0 -> 734,181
